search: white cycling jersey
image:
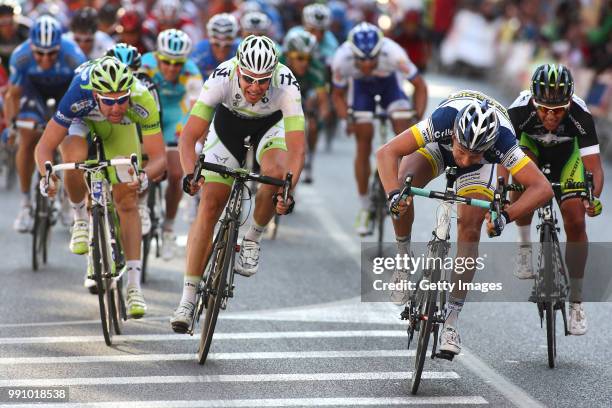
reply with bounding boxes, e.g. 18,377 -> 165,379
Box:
190,57 -> 304,133
64,31 -> 115,59
331,37 -> 419,88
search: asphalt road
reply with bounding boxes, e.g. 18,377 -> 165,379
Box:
0,73 -> 610,407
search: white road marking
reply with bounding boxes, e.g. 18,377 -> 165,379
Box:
0,350 -> 414,365
0,330 -> 405,345
0,371 -> 459,387
0,396 -> 488,407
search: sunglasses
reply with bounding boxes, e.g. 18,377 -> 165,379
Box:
533,100 -> 570,115
288,52 -> 310,62
97,90 -> 131,106
158,54 -> 185,66
33,49 -> 59,57
211,40 -> 233,49
74,35 -> 94,44
240,72 -> 272,86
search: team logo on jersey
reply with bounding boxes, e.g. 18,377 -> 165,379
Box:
235,93 -> 242,100
70,99 -> 94,113
131,104 -> 149,119
262,96 -> 269,104
213,153 -> 229,164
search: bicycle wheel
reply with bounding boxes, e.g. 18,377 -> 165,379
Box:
411,268 -> 439,395
539,223 -> 558,368
31,191 -> 50,271
92,206 -> 113,346
141,183 -> 159,283
375,177 -> 385,257
544,301 -> 556,368
198,223 -> 234,364
111,276 -> 125,335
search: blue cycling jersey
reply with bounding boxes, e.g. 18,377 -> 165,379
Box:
191,39 -> 240,80
9,38 -> 86,100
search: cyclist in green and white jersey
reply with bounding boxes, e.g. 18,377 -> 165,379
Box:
171,35 -> 305,333
35,57 -> 167,318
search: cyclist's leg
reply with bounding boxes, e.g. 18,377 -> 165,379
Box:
383,76 -> 415,134
161,144 -> 183,260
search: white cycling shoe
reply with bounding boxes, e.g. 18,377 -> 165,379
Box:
568,302 -> 587,335
514,244 -> 535,279
439,326 -> 461,355
13,205 -> 33,233
235,239 -> 260,277
170,300 -> 196,334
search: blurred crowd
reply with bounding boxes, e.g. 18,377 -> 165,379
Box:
0,0 -> 610,153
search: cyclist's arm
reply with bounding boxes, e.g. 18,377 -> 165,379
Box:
316,87 -> 330,120
582,154 -> 604,197
408,74 -> 427,120
332,86 -> 348,119
142,131 -> 166,180
504,160 -> 553,221
376,125 -> 422,194
285,130 -> 305,188
3,84 -> 22,124
34,119 -> 68,175
179,109 -> 210,175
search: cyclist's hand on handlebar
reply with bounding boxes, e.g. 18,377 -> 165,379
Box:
273,191 -> 295,215
485,211 -> 508,237
182,173 -> 204,196
40,174 -> 59,198
388,192 -> 412,219
584,198 -> 602,217
125,167 -> 144,192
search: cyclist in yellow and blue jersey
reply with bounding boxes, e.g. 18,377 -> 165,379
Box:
141,28 -> 203,261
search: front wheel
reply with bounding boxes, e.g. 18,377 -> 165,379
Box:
545,301 -> 557,368
92,206 -> 113,346
410,279 -> 437,395
31,191 -> 50,271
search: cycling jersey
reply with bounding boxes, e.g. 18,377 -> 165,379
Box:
508,90 -> 600,201
141,52 -> 202,145
190,38 -> 241,80
279,54 -> 326,98
409,90 -> 530,199
53,61 -> 161,182
0,20 -> 30,72
286,26 -> 339,66
64,31 -> 116,59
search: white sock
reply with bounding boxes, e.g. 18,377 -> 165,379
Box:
445,297 -> 465,328
21,192 -> 31,207
517,225 -> 531,244
570,278 -> 583,303
396,235 -> 411,256
245,221 -> 266,243
126,260 -> 142,289
359,194 -> 369,210
71,199 -> 88,222
180,275 -> 200,304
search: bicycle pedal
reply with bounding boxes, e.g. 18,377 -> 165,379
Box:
435,351 -> 455,361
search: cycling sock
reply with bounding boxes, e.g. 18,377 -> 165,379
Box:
517,225 -> 531,244
21,192 -> 31,207
445,296 -> 465,328
569,278 -> 583,303
359,194 -> 369,210
70,199 -> 88,221
396,235 -> 411,256
245,221 -> 266,243
181,275 -> 200,305
162,218 -> 175,232
126,260 -> 142,289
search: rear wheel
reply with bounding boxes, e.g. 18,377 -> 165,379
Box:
198,224 -> 233,364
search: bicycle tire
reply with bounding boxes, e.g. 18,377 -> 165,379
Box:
198,223 -> 234,365
31,191 -> 49,271
141,182 -> 160,283
92,206 -> 113,346
375,179 -> 385,257
411,268 -> 439,395
141,230 -> 152,284
545,301 -> 556,368
539,223 -> 558,368
111,276 -> 125,335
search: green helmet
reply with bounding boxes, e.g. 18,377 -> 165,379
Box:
90,56 -> 134,93
283,28 -> 317,54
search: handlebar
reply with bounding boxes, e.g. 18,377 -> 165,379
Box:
192,153 -> 289,188
44,154 -> 140,186
502,171 -> 595,201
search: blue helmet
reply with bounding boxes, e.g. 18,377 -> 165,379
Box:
30,15 -> 62,50
348,22 -> 383,59
106,43 -> 142,70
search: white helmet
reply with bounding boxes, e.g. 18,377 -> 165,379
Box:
240,11 -> 271,35
154,0 -> 180,20
207,13 -> 239,40
303,4 -> 331,30
157,28 -> 192,59
237,35 -> 278,75
454,99 -> 500,153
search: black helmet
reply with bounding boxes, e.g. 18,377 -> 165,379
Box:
70,7 -> 99,34
531,63 -> 574,106
0,0 -> 20,16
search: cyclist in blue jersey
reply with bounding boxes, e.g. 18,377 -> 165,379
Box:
142,29 -> 203,261
191,13 -> 240,80
5,15 -> 85,233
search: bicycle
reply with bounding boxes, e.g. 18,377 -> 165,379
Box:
502,166 -> 594,368
44,148 -> 137,346
393,167 -> 502,394
141,178 -> 164,283
185,153 -> 292,364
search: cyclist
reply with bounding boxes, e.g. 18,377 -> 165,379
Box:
0,0 -> 30,73
115,8 -> 155,54
5,16 -> 85,233
142,29 -> 203,261
507,64 -> 604,335
331,22 -> 428,235
240,11 -> 272,38
170,35 -> 305,333
65,7 -> 115,59
377,90 -> 554,356
144,0 -> 201,43
191,13 -> 240,80
287,3 -> 338,67
35,57 -> 167,318
280,28 -> 329,184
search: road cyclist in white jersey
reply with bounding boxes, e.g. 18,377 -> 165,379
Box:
331,22 -> 428,235
171,35 -> 305,332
